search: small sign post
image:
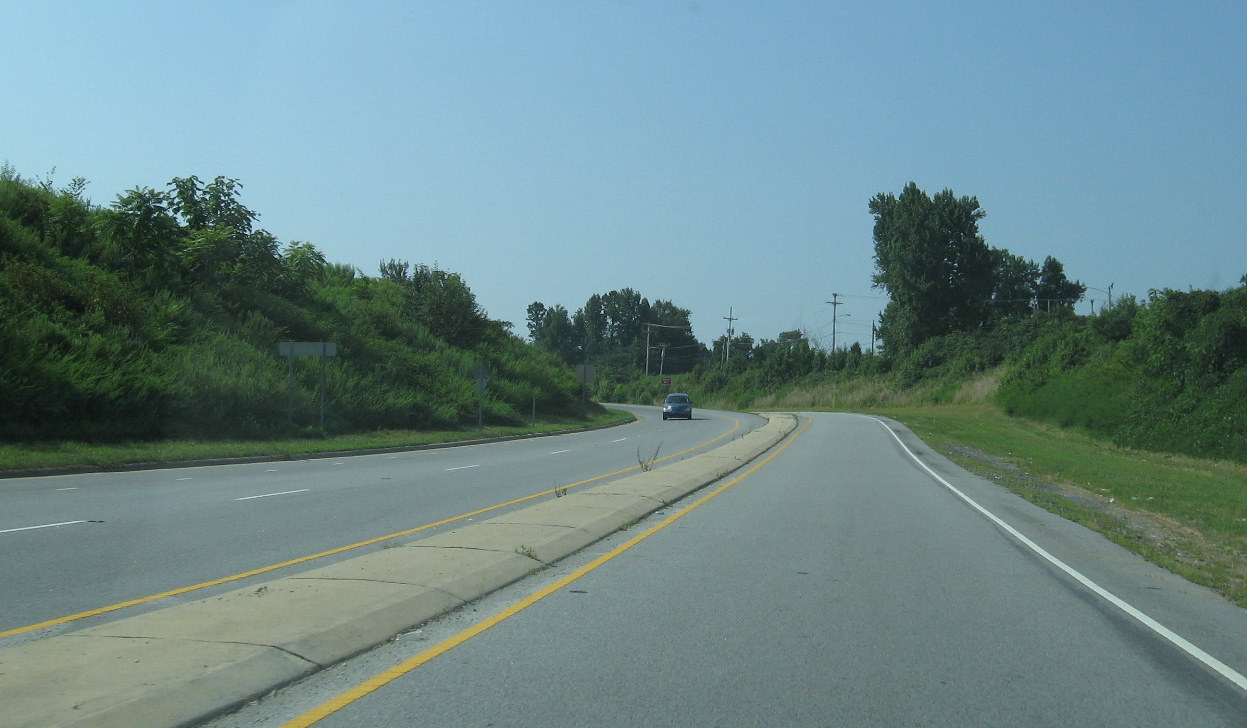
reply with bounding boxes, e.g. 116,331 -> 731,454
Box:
574,364 -> 595,405
278,342 -> 337,432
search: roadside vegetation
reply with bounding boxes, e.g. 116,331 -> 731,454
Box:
891,401 -> 1247,608
4,168 -> 1244,604
0,409 -> 632,474
0,166 -> 591,447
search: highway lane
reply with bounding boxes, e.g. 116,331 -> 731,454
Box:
0,405 -> 762,636
223,412 -> 1247,728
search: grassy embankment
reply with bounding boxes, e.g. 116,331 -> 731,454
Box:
0,409 -> 633,474
741,370 -> 1247,609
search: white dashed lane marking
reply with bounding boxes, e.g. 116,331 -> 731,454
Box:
235,489 -> 310,501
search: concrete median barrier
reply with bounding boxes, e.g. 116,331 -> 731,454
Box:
0,414 -> 797,728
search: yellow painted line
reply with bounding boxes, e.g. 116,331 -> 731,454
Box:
0,414 -> 743,640
282,415 -> 810,728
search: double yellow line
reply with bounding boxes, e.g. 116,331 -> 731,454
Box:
1,417 -> 742,640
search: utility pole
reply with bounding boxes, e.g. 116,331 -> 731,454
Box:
645,325 -> 652,375
870,321 -> 876,355
825,294 -> 842,351
1088,283 -> 1114,311
644,322 -> 691,375
723,307 -> 738,364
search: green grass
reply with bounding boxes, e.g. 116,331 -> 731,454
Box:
869,402 -> 1247,608
0,409 -> 634,474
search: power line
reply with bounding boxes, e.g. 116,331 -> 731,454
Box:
643,321 -> 691,375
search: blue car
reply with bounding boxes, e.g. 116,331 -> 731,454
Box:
662,393 -> 693,420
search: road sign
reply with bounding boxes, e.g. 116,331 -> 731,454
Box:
277,342 -> 337,433
661,377 -> 672,385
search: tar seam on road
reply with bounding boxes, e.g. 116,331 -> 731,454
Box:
867,415 -> 1247,695
0,416 -> 743,640
279,416 -> 813,728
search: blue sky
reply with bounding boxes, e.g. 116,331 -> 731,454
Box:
4,1 -> 1244,349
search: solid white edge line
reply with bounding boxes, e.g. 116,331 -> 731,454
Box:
868,415 -> 1247,693
235,489 -> 310,501
1,520 -> 88,534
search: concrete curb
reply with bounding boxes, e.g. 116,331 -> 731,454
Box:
0,414 -> 798,728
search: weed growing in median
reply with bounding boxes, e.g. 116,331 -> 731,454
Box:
637,443 -> 661,472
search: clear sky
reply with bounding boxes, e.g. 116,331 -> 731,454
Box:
4,1 -> 1244,349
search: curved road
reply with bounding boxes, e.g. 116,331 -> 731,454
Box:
209,412 -> 1247,727
0,405 -> 761,638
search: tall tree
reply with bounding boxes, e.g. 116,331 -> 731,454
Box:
645,299 -> 702,373
527,302 -> 580,364
600,288 -> 649,351
575,294 -> 608,361
989,248 -> 1039,319
870,182 -> 994,354
379,258 -> 487,347
1035,256 -> 1085,312
98,186 -> 181,283
167,176 -> 257,234
531,291 -> 704,373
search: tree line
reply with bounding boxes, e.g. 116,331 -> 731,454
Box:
0,166 -> 584,442
870,181 -> 1085,355
624,181 -> 1244,464
526,289 -> 707,376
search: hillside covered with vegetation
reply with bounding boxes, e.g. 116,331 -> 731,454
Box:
0,167 -> 586,443
4,169 -> 1243,470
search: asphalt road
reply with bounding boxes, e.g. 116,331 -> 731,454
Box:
0,405 -> 759,638
206,412 -> 1247,727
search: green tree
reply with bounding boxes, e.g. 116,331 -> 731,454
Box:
527,302 -> 582,364
97,186 -> 181,283
574,294 -> 608,361
1035,256 -> 1085,313
280,240 -> 327,298
869,182 -> 994,355
645,299 -> 703,373
379,259 -> 488,349
600,287 -> 649,366
989,248 -> 1039,320
168,175 -> 257,233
